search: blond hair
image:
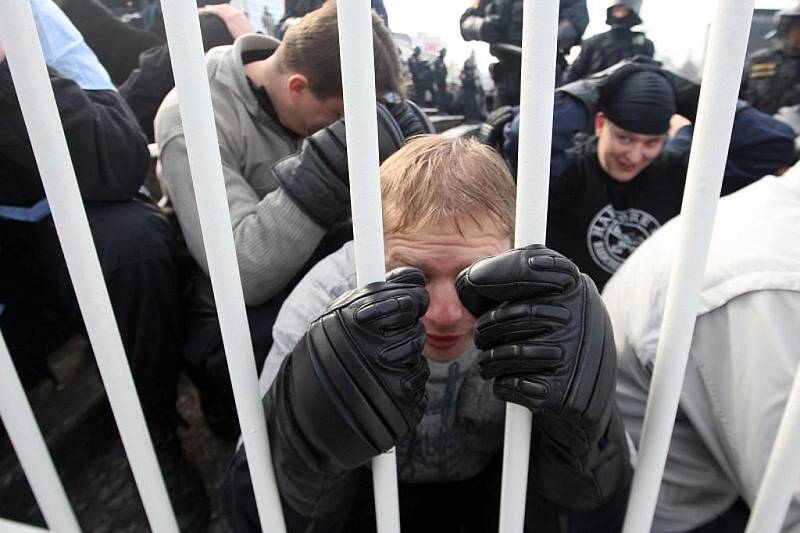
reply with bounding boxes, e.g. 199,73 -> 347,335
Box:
276,1 -> 404,100
381,135 -> 516,238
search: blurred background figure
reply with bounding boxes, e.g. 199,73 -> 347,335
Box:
434,47 -> 451,112
742,1 -> 800,115
459,53 -> 484,122
460,0 -> 588,108
565,0 -> 654,83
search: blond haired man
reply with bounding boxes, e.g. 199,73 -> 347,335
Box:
155,1 -> 430,438
222,136 -> 632,532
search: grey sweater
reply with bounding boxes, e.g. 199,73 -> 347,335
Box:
155,34 -> 325,306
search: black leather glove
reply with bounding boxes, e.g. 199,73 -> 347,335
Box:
272,102 -> 404,227
659,68 -> 701,122
267,267 -> 430,472
383,97 -> 435,138
455,245 -> 630,509
557,55 -> 661,117
477,105 -> 515,150
479,14 -> 505,42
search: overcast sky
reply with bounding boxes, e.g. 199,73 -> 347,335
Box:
382,0 -> 795,86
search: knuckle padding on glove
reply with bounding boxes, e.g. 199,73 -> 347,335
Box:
479,344 -> 563,377
456,246 -> 579,318
474,305 -> 571,350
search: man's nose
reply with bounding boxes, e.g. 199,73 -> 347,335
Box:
623,144 -> 644,165
424,280 -> 464,326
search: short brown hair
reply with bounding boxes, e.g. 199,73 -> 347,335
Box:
381,135 -> 516,238
276,1 -> 404,100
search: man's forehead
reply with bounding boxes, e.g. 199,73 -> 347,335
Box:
384,224 -> 511,270
607,119 -> 667,141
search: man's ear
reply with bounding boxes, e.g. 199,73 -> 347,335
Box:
286,73 -> 310,103
594,112 -> 606,137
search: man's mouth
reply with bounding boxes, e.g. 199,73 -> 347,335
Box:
426,334 -> 461,349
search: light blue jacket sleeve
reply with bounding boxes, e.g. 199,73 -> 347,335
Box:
30,0 -> 114,90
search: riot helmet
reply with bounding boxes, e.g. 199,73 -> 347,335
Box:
767,2 -> 800,49
606,0 -> 643,28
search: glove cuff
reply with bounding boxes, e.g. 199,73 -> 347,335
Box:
529,404 -> 630,510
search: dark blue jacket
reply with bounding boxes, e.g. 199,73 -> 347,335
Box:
0,60 -> 149,209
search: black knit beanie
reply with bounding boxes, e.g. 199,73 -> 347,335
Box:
602,70 -> 676,134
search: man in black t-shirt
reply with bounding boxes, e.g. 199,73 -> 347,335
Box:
500,60 -> 796,289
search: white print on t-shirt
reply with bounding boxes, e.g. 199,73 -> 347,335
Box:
587,204 -> 661,274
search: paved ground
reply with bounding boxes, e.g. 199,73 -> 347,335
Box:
0,336 -> 235,532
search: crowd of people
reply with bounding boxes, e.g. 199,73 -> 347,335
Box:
2,0 -> 800,532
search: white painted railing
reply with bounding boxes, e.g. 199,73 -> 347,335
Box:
0,1 -> 178,531
335,1 -> 402,532
5,1 -> 799,533
158,0 -> 285,531
498,1 -> 560,532
621,1 -> 757,531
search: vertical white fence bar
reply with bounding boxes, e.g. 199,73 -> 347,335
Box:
744,366 -> 800,533
621,1 -> 755,531
0,3 -> 179,531
0,518 -> 49,533
0,333 -> 80,533
158,1 -> 286,532
499,1 -> 559,532
336,2 -> 400,533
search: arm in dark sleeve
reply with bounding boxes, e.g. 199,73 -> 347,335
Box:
663,103 -> 795,195
564,39 -> 594,83
370,0 -> 389,26
0,60 -> 148,204
118,44 -> 174,143
503,92 -> 587,181
558,0 -> 589,49
524,410 -> 632,532
221,359 -> 362,533
645,37 -> 656,59
722,104 -> 795,193
460,0 -> 488,42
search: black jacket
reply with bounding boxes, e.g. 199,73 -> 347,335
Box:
460,0 -> 589,52
565,28 -> 655,83
0,60 -> 149,208
741,45 -> 800,115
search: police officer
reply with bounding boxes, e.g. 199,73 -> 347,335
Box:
408,46 -> 433,106
434,48 -> 451,112
565,0 -> 655,83
460,0 -> 589,107
742,2 -> 800,115
460,55 -> 484,122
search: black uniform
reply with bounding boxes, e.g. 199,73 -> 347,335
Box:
565,28 -> 655,83
460,0 -> 589,106
434,52 -> 450,112
460,59 -> 483,122
742,46 -> 800,115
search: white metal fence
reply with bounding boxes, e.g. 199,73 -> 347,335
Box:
0,0 -> 797,532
